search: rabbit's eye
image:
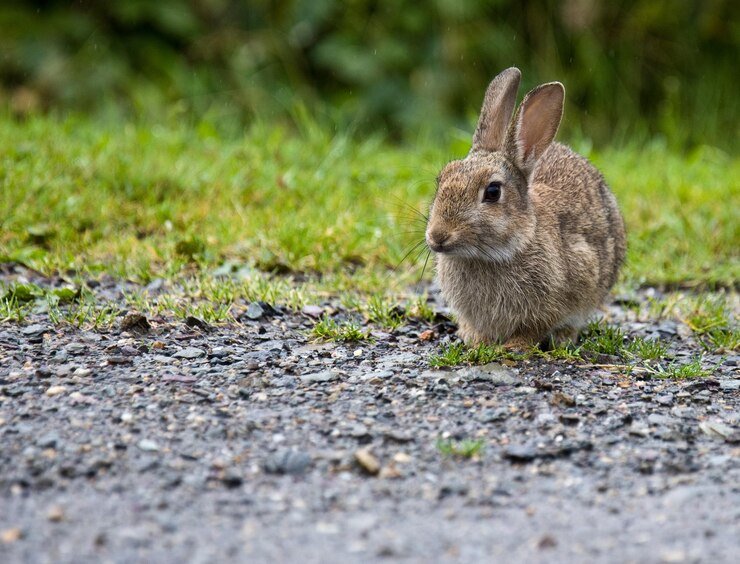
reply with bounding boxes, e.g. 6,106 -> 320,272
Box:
483,181 -> 502,203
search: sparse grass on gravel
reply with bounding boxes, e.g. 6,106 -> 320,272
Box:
1,114 -> 738,369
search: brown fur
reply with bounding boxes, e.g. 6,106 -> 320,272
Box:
425,68 -> 626,346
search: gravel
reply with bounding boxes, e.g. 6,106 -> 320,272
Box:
0,271 -> 738,563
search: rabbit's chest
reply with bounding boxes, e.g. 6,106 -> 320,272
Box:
436,258 -> 538,333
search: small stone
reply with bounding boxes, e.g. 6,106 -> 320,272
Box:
481,408 -> 510,422
720,380 -> 740,392
121,313 -> 151,333
138,439 -> 160,452
37,433 -> 60,449
221,470 -> 243,488
384,430 -> 413,443
1,527 -> 22,544
34,366 -> 53,378
300,371 -> 339,384
45,385 -> 66,397
301,305 -> 324,318
503,445 -> 538,462
699,421 -> 740,443
438,479 -> 469,498
538,535 -> 558,550
559,413 -> 580,426
419,329 -> 435,341
47,506 -> 65,522
21,324 -> 47,336
348,424 -> 371,440
354,448 -> 381,475
263,449 -> 312,475
173,347 -> 205,359
551,391 -> 576,407
245,302 -> 264,320
648,413 -> 675,426
457,363 -> 517,386
185,316 -> 209,330
655,393 -> 674,406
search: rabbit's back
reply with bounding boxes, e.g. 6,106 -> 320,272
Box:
532,142 -> 626,293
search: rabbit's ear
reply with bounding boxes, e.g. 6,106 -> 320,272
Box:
506,82 -> 564,178
471,67 -> 521,153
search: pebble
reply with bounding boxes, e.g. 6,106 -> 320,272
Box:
1,527 -> 22,544
21,324 -> 47,336
354,448 -> 381,475
438,479 -> 469,498
503,445 -> 538,462
37,433 -> 60,449
138,439 -> 160,452
300,371 -> 339,384
121,313 -> 151,333
45,386 -> 66,397
301,305 -> 324,318
46,506 -> 65,522
245,302 -> 264,320
263,449 -> 312,475
655,394 -> 674,406
719,380 -> 740,391
457,363 -> 517,386
699,421 -> 739,443
173,347 -> 205,359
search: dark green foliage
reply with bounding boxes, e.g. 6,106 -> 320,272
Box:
0,1 -> 736,147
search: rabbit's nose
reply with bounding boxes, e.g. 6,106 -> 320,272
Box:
427,229 -> 451,251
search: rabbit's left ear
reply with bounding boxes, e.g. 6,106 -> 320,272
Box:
506,82 -> 564,178
471,67 -> 521,153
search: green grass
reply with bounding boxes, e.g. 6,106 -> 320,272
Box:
683,295 -> 739,352
645,358 -> 710,380
1,114 -> 738,290
429,341 -> 524,367
310,316 -> 370,342
579,321 -> 627,356
436,438 -> 485,459
625,337 -> 669,360
0,114 -> 738,347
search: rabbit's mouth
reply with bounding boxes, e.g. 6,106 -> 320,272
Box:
426,228 -> 459,254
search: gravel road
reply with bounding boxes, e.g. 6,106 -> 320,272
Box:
1,271 -> 738,563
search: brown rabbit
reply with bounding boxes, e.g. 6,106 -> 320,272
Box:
425,67 -> 626,348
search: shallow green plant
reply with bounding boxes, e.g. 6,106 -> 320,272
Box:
311,316 -> 369,342
646,358 -> 710,379
0,296 -> 29,323
625,337 -> 669,360
429,341 -> 524,367
684,296 -> 739,352
579,321 -> 626,356
437,438 -> 485,458
408,294 -> 436,324
366,294 -> 404,330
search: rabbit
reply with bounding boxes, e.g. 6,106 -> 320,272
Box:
425,67 -> 626,348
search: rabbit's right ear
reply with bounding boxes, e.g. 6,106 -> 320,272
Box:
506,82 -> 564,179
471,67 -> 521,153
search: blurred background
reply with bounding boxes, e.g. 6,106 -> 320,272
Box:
0,0 -> 737,148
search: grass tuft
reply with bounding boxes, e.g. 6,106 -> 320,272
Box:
645,358 -> 710,379
311,316 -> 370,342
579,321 -> 626,356
684,296 -> 739,352
436,438 -> 485,458
625,337 -> 669,360
429,341 -> 524,367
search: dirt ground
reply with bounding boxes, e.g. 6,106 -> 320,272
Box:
1,269 -> 738,563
